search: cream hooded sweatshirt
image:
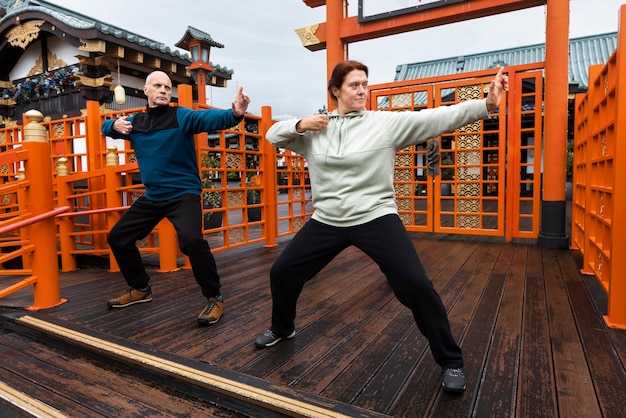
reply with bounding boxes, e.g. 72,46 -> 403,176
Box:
266,99 -> 490,227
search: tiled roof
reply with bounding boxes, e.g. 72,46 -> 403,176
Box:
177,26 -> 224,49
394,32 -> 617,91
1,0 -> 187,61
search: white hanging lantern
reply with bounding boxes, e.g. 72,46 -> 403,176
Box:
114,59 -> 126,105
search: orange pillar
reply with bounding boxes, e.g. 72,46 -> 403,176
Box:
86,100 -> 109,250
326,0 -> 348,110
22,110 -> 67,309
56,157 -> 79,272
538,0 -> 570,248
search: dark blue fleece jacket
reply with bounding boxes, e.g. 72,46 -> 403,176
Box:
101,105 -> 240,201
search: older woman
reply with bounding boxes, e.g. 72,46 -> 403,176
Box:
256,60 -> 508,393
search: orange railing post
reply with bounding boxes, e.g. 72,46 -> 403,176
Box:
104,146 -> 123,272
22,110 -> 67,310
86,100 -> 109,251
260,106 -> 278,247
56,156 -> 79,272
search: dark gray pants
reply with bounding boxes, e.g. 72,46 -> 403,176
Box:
269,214 -> 463,369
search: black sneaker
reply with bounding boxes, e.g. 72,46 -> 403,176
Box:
255,329 -> 295,349
441,368 -> 467,393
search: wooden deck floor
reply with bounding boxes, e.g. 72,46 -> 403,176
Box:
1,233 -> 626,417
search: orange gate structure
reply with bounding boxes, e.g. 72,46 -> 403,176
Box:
369,64 -> 544,240
298,0 -> 570,247
571,5 -> 626,330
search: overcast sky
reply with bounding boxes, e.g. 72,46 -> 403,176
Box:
49,0 -> 625,118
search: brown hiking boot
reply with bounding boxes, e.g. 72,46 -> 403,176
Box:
107,287 -> 153,308
197,295 -> 224,325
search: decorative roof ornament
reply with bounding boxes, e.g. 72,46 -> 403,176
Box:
6,19 -> 44,49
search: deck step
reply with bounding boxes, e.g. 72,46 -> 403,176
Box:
0,311 -> 390,418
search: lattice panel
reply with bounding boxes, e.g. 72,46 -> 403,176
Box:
458,199 -> 480,213
227,190 -> 244,207
394,168 -> 412,182
394,183 -> 411,197
395,153 -> 411,166
391,93 -> 412,108
228,227 -> 244,245
458,215 -> 480,228
291,159 -> 304,170
399,213 -> 412,225
458,150 -> 480,165
52,122 -> 65,138
458,121 -> 481,134
394,152 -> 412,183
396,198 -> 411,211
0,132 -> 5,145
293,188 -> 303,200
457,167 -> 480,181
458,84 -> 482,101
131,192 -> 141,204
458,134 -> 480,148
226,152 -> 242,169
457,183 -> 480,196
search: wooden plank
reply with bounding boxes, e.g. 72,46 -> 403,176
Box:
472,243 -> 526,417
543,248 -> 601,418
516,245 -> 557,417
0,334 -> 217,417
9,314 -> 391,418
428,243 -> 509,417
564,275 -> 626,417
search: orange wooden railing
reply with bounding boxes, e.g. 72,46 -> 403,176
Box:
1,84 -> 313,290
0,110 -> 69,310
572,5 -> 626,330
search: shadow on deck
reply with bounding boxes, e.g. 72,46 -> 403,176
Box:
1,233 -> 625,417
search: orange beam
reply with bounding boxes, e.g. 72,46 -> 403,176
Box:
300,0 -> 546,51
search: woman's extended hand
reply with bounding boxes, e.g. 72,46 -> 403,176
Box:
486,66 -> 509,112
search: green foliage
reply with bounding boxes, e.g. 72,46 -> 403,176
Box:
441,153 -> 455,180
200,152 -> 221,208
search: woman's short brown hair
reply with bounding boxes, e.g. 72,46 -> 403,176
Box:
327,60 -> 369,102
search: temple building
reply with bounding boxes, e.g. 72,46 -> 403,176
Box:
0,0 -> 233,125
